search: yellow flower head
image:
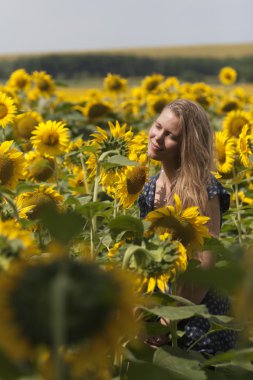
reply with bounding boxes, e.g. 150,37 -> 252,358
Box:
215,131 -> 236,174
82,99 -> 113,121
141,74 -> 164,93
0,219 -> 39,265
14,111 -> 43,139
0,92 -> 17,128
219,66 -> 237,85
0,140 -> 25,189
114,165 -> 149,208
146,194 -> 210,255
31,120 -> 70,156
16,185 -> 64,220
146,93 -> 171,116
32,71 -> 55,96
23,151 -> 55,182
238,124 -> 253,168
223,110 -> 253,139
7,69 -> 31,91
103,73 -> 127,93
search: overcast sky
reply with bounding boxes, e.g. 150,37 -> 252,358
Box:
1,0 -> 253,54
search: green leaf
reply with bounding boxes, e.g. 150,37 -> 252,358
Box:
153,347 -> 206,380
140,304 -> 210,321
107,154 -> 139,167
0,349 -> 25,380
39,208 -> 85,244
127,361 -> 177,380
109,215 -> 144,239
77,201 -> 112,219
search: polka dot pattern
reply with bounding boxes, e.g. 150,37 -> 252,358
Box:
138,173 -> 237,355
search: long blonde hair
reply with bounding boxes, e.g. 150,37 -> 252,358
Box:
164,99 -> 214,215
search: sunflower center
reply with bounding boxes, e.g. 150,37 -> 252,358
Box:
153,216 -> 196,246
231,118 -> 248,137
216,145 -> 226,163
127,167 -> 146,194
108,79 -> 123,91
37,79 -> 50,91
153,99 -> 167,114
22,193 -> 58,219
10,260 -> 119,346
221,101 -> 239,113
29,157 -> 54,181
42,131 -> 59,146
146,80 -> 160,92
16,116 -> 38,139
0,104 -> 8,119
87,104 -> 110,119
16,78 -> 27,89
0,155 -> 14,185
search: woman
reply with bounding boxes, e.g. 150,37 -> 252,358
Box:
138,99 -> 237,356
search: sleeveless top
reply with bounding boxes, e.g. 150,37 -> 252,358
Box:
138,174 -> 237,356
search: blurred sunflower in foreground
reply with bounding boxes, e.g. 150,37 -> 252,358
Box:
215,131 -> 236,174
0,258 -> 140,379
219,66 -> 237,85
7,68 -> 31,91
145,194 -> 210,255
14,111 -> 43,140
23,151 -> 55,182
0,140 -> 25,189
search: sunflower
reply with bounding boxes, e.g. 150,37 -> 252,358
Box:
131,240 -> 188,293
32,71 -> 55,96
231,190 -> 253,206
0,92 -> 17,128
141,74 -> 164,93
119,99 -> 140,119
104,73 -> 127,93
23,151 -> 55,182
15,185 -> 64,220
219,66 -> 237,85
238,124 -> 253,168
14,111 -> 43,139
223,110 -> 253,139
145,194 -> 210,256
215,131 -> 236,174
7,69 -> 31,91
0,219 -> 39,265
115,165 -> 149,208
0,258 -> 140,378
0,140 -> 25,189
86,121 -> 134,190
30,120 -> 70,156
190,82 -> 214,108
218,97 -> 242,114
68,165 -> 88,194
82,99 -> 113,121
158,76 -> 180,93
146,93 -> 171,116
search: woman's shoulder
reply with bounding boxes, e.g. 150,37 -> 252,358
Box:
207,174 -> 230,213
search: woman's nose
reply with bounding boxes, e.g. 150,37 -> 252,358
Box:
155,130 -> 164,143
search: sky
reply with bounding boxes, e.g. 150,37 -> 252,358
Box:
1,0 -> 253,54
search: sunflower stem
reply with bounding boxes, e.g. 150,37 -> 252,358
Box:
170,282 -> 178,348
51,266 -> 68,380
54,158 -> 60,191
80,153 -> 90,194
233,169 -> 243,247
1,127 -> 6,142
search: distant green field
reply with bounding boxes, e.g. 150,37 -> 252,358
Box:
1,43 -> 253,60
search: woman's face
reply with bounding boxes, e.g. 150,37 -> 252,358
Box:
148,109 -> 182,165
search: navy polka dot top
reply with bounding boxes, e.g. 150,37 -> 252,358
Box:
138,173 -> 237,356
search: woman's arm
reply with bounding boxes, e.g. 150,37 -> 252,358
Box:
175,195 -> 220,304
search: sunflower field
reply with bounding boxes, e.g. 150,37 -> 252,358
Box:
1,66 -> 253,380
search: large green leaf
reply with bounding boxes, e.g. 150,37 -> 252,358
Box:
106,154 -> 139,167
39,208 -> 85,244
140,304 -> 210,321
109,215 -> 144,239
127,361 -> 179,380
153,347 -> 206,380
77,201 -> 112,219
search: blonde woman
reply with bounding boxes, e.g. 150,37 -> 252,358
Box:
138,99 -> 236,355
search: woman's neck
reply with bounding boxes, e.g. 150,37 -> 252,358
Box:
161,164 -> 178,185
